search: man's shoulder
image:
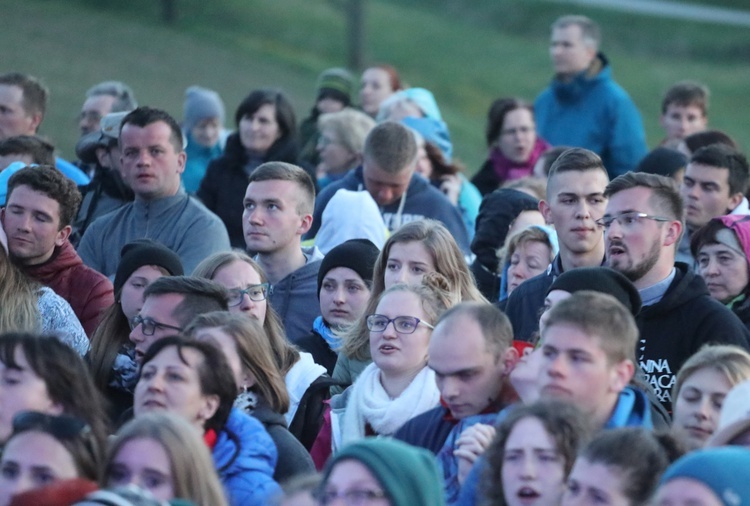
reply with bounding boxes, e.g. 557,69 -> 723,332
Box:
393,406 -> 452,451
318,169 -> 362,201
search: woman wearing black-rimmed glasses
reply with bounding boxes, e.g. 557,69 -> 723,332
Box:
193,251 -> 331,449
311,274 -> 456,468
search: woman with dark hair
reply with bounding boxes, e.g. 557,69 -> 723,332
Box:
472,98 -> 551,196
134,336 -> 280,506
184,312 -> 316,482
88,240 -> 183,424
0,333 -> 109,446
0,412 -> 104,505
479,400 -> 591,506
563,428 -> 683,506
197,88 -> 309,247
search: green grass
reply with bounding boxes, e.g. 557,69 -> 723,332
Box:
4,0 -> 750,173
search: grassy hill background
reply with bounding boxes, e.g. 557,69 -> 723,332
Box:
5,0 -> 750,172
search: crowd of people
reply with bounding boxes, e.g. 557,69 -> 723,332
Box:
0,11 -> 749,506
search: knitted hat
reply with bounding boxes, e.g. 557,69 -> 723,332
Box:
113,240 -> 184,295
316,68 -> 354,107
183,86 -> 225,132
317,239 -> 380,297
708,379 -> 750,447
547,267 -> 642,315
636,147 -> 687,178
659,447 -> 750,506
322,438 -> 446,506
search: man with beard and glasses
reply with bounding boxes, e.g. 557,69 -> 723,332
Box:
602,172 -> 750,411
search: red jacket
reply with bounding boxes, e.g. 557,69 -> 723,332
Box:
22,240 -> 114,337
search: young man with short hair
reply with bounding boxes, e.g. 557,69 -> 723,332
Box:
660,81 -> 709,146
307,121 -> 470,252
243,161 -> 323,344
129,275 -> 228,361
0,72 -> 89,185
394,302 -> 518,453
78,106 -> 230,277
678,143 -> 750,258
504,147 -> 609,340
2,165 -> 113,336
603,171 -> 750,409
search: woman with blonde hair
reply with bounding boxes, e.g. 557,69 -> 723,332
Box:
316,108 -> 375,188
185,312 -> 315,481
104,411 -> 228,505
671,344 -> 750,450
333,219 -> 483,393
312,274 -> 458,468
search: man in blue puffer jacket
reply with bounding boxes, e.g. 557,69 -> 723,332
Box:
535,15 -> 647,179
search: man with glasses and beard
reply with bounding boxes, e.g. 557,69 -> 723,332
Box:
602,172 -> 750,411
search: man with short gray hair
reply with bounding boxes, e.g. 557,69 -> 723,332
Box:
307,121 -> 470,252
79,80 -> 138,136
535,15 -> 647,178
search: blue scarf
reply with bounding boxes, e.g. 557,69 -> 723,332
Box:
313,316 -> 341,351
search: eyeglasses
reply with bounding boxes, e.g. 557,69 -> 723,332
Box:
313,488 -> 389,505
13,411 -> 90,439
131,315 -> 183,336
595,211 -> 670,230
227,283 -> 270,307
366,314 -> 434,334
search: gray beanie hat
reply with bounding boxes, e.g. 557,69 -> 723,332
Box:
183,86 -> 225,131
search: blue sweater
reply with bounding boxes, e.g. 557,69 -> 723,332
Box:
535,54 -> 647,179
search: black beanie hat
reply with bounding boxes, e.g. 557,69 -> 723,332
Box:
113,240 -> 184,295
635,147 -> 687,178
317,239 -> 380,297
547,267 -> 642,315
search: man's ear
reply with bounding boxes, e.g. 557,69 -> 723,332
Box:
55,225 -> 72,247
298,213 -> 313,235
176,151 -> 187,175
539,200 -> 553,225
502,346 -> 521,375
728,192 -> 745,213
609,359 -> 635,394
663,220 -> 683,247
29,112 -> 43,134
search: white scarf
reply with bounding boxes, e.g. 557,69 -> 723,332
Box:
341,362 -> 440,446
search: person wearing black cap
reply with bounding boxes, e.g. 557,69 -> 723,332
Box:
71,110 -> 134,246
88,240 -> 184,425
296,239 -> 380,375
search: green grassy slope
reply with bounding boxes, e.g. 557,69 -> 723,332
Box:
5,0 -> 750,172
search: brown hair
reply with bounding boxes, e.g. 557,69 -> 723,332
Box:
247,161 -> 316,215
192,251 -> 300,374
7,165 -> 82,228
184,312 -> 291,414
661,81 -> 709,115
362,121 -> 418,174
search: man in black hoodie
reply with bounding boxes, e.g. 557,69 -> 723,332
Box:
602,171 -> 750,411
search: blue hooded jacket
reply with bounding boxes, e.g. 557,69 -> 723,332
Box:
535,53 -> 647,179
213,408 -> 281,506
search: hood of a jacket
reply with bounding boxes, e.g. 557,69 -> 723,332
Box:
552,52 -> 611,103
638,263 -> 707,318
213,408 -> 278,477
